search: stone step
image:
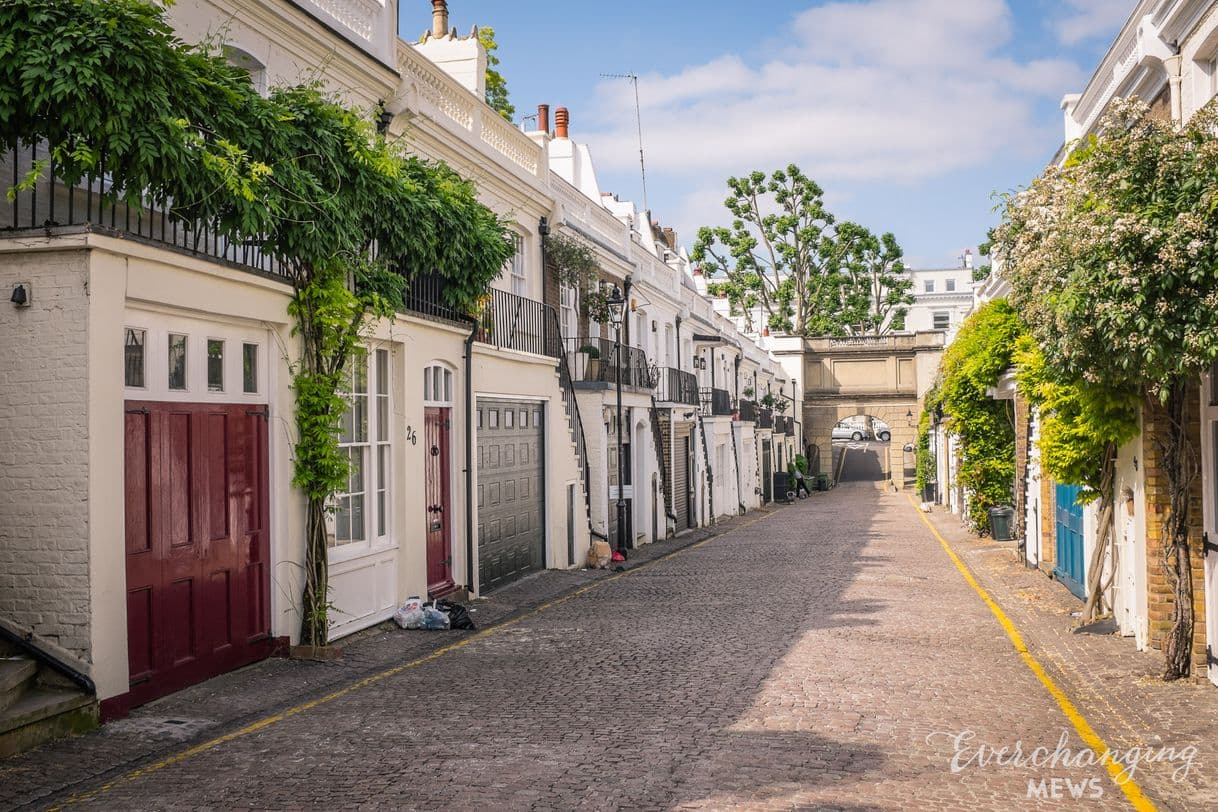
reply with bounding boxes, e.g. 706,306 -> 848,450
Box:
0,685 -> 97,758
0,657 -> 37,713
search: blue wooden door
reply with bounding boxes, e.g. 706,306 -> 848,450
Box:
1054,484 -> 1086,600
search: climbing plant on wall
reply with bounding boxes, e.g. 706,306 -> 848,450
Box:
0,0 -> 514,646
995,97 -> 1218,679
926,299 -> 1024,533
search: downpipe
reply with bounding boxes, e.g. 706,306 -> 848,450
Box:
463,316 -> 478,594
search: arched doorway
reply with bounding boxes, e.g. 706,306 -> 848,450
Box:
424,363 -> 455,594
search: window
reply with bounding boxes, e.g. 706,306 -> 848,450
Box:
933,311 -> 951,330
505,409 -> 514,429
332,348 -> 391,550
168,334 -> 188,391
508,234 -> 527,296
243,344 -> 259,394
125,328 -> 145,388
924,280 -> 935,293
559,284 -> 577,339
207,340 -> 225,392
424,364 -> 454,406
946,278 -> 956,292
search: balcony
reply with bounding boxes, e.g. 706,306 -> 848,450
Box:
774,415 -> 792,435
656,368 -> 700,406
737,399 -> 758,423
2,143 -> 287,279
700,388 -> 733,417
758,408 -> 775,430
566,338 -> 656,390
475,290 -> 559,358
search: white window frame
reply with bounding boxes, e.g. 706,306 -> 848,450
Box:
125,326 -> 148,390
206,338 -> 226,393
508,233 -> 527,297
924,279 -> 935,294
329,347 -> 394,564
933,311 -> 951,330
945,278 -> 956,292
559,283 -> 577,339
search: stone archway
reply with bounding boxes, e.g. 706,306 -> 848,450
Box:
801,333 -> 945,489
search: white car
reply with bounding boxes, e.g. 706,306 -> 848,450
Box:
831,419 -> 892,442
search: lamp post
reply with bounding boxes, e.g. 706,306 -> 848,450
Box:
607,285 -> 628,559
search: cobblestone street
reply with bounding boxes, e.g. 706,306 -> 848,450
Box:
6,483 -> 1218,810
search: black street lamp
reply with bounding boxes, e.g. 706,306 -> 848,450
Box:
607,284 -> 628,560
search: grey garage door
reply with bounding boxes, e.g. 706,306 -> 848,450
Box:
477,399 -> 545,592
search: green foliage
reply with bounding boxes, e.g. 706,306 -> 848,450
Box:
1014,337 -> 1140,496
996,98 -> 1218,395
915,407 -> 934,493
1,0 -> 513,645
931,299 -> 1024,532
546,231 -> 611,323
477,27 -> 514,121
691,165 -> 912,337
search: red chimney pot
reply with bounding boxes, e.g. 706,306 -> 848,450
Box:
537,104 -> 550,135
555,107 -> 569,139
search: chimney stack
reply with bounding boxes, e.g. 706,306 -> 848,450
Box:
555,107 -> 569,139
538,104 -> 550,135
431,0 -> 449,38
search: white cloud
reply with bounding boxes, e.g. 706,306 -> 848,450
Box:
1053,0 -> 1133,46
578,0 -> 1085,239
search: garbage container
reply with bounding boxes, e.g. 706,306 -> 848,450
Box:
989,506 -> 1015,541
773,471 -> 792,502
921,481 -> 937,503
815,473 -> 830,491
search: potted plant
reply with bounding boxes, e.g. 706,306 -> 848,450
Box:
577,343 -> 601,379
742,386 -> 754,400
760,392 -> 775,409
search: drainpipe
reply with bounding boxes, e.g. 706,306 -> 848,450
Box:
463,317 -> 478,594
675,316 -> 682,372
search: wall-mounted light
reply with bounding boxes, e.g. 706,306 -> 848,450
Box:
538,216 -> 550,237
10,283 -> 30,308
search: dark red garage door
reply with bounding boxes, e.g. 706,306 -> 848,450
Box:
124,401 -> 272,707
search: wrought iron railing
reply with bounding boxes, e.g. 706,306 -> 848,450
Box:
656,367 -> 700,406
758,408 -> 774,429
774,415 -> 792,435
737,399 -> 758,423
546,311 -> 592,530
565,337 -> 656,389
2,142 -> 288,279
700,387 -> 733,417
649,397 -> 675,525
403,272 -> 467,324
475,289 -> 556,357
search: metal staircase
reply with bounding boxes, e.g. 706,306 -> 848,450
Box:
546,311 -> 598,537
648,396 -> 677,534
697,413 -> 715,523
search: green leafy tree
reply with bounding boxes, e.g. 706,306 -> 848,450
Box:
2,0 -> 514,646
834,223 -> 915,335
995,97 -> 1218,679
692,166 -> 911,336
477,27 -> 514,121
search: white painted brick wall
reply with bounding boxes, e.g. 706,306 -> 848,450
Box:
0,250 -> 92,659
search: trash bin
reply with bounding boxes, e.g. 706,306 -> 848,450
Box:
921,481 -> 937,503
773,471 -> 792,502
989,506 -> 1015,541
815,473 -> 830,491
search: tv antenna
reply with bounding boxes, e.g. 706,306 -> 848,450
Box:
600,72 -> 649,214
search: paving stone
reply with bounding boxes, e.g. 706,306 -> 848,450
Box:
2,486 -> 1215,809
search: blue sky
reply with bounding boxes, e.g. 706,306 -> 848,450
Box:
401,1 -> 1131,268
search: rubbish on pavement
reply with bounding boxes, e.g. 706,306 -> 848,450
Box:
437,599 -> 476,631
393,597 -> 425,630
421,604 -> 451,630
588,541 -> 612,569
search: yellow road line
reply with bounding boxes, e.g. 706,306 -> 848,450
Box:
50,509 -> 779,810
907,495 -> 1156,811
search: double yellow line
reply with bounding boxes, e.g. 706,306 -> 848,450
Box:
908,495 -> 1156,810
50,510 -> 778,810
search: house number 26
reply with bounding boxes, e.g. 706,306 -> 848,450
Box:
405,426 -> 418,446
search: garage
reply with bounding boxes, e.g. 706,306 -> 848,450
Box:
477,399 -> 545,592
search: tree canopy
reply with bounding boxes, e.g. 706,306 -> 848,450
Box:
692,165 -> 913,337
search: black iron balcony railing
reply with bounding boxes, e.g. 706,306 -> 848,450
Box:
475,289 -> 557,358
737,399 -> 758,423
700,387 -> 733,417
758,408 -> 774,429
656,367 -> 699,406
565,337 -> 656,389
774,414 -> 792,435
403,272 -> 468,324
3,142 -> 288,279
